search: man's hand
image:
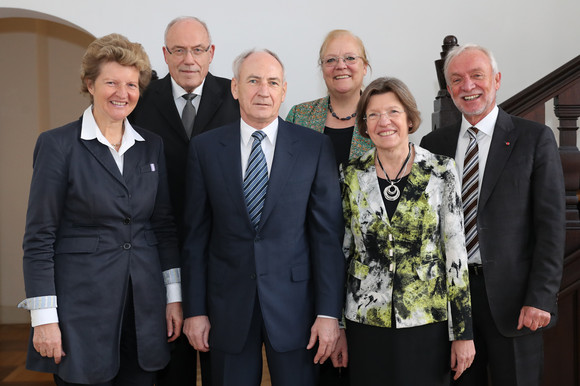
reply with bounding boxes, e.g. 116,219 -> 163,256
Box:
307,317 -> 339,364
33,323 -> 65,364
450,339 -> 475,380
330,328 -> 348,368
166,302 -> 183,342
183,315 -> 211,352
517,306 -> 551,332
